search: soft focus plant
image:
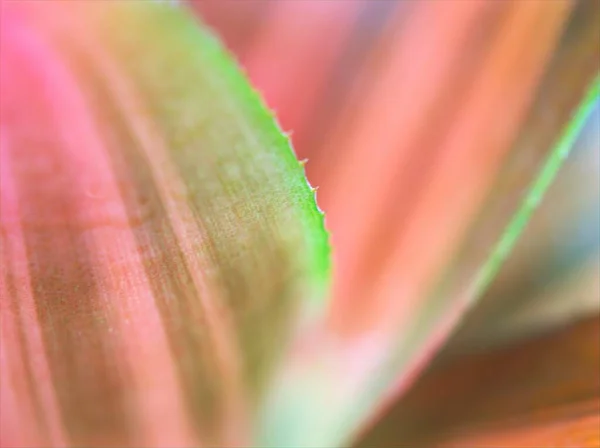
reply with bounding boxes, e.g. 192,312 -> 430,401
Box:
1,1 -> 598,447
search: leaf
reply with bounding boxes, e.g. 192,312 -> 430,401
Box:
357,315 -> 600,447
0,2 -> 329,447
444,103 -> 600,353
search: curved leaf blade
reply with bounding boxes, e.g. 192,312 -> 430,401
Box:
0,2 -> 329,447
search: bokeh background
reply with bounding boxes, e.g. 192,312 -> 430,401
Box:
192,1 -> 599,444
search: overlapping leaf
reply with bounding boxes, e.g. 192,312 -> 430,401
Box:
359,316 -> 600,447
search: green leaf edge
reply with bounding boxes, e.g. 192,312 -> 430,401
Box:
338,74 -> 600,448
153,3 -> 332,299
199,15 -> 330,296
471,74 -> 600,300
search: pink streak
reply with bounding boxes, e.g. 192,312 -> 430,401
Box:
1,28 -> 68,448
244,1 -> 362,154
2,6 -> 198,446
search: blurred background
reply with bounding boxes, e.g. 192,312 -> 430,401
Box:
191,1 -> 599,444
